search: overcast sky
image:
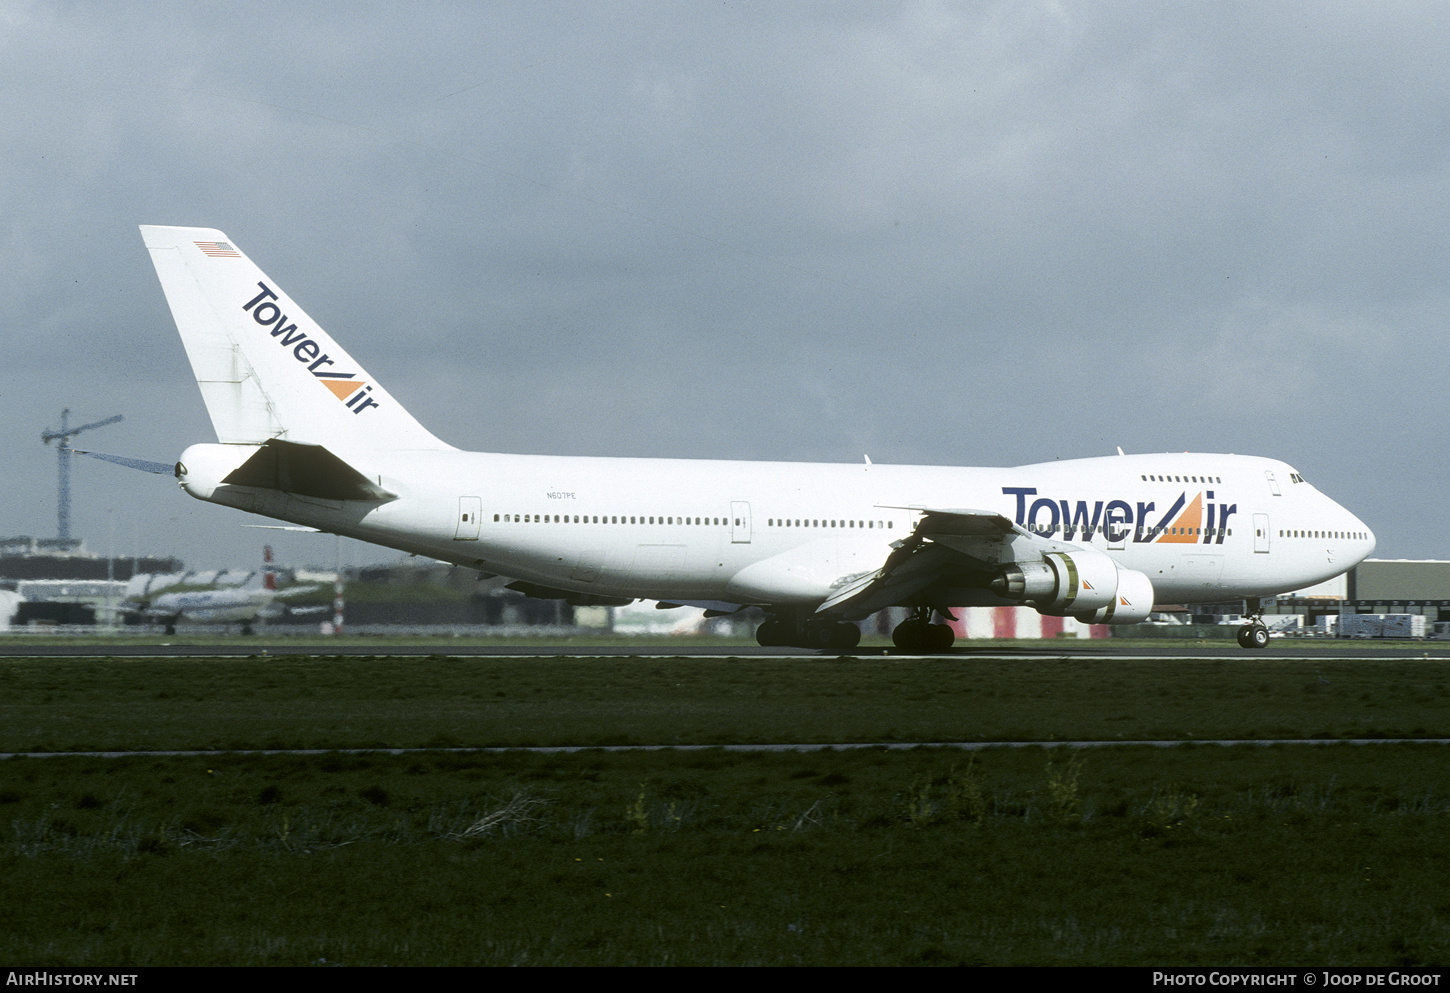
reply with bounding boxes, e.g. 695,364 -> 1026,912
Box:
3,1 -> 1447,572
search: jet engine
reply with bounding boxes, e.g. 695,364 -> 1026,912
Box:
1074,566 -> 1155,625
990,548 -> 1155,625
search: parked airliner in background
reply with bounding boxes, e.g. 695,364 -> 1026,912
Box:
139,225 -> 1375,651
126,546 -> 319,635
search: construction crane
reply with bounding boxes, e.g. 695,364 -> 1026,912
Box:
41,408 -> 122,543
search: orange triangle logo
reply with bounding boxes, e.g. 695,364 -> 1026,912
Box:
1160,492 -> 1204,543
321,379 -> 364,401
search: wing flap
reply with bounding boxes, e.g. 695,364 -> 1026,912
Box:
817,507 -> 1035,617
874,505 -> 1024,536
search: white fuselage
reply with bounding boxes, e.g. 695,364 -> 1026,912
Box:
180,446 -> 1374,610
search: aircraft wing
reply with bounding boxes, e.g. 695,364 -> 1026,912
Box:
891,505 -> 1023,539
816,506 -> 1039,617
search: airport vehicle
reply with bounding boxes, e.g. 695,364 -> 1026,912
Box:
139,225 -> 1376,651
126,546 -> 318,635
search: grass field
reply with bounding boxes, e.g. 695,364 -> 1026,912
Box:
2,655 -> 1450,751
4,655 -> 1450,965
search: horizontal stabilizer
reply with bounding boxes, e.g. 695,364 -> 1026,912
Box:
221,439 -> 395,502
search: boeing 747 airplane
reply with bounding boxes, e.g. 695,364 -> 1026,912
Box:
140,225 -> 1375,651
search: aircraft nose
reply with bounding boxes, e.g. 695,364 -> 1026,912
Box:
1326,491 -> 1375,559
1344,507 -> 1375,558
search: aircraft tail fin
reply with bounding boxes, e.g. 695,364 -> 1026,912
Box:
140,225 -> 451,452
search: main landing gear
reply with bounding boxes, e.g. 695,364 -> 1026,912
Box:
892,607 -> 955,653
1236,598 -> 1270,650
756,614 -> 862,651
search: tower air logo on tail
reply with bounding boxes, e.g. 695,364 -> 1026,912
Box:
241,282 -> 380,415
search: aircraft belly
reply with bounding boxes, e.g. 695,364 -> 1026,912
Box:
724,540 -> 840,603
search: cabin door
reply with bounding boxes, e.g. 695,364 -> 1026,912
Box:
731,501 -> 752,544
454,496 -> 482,540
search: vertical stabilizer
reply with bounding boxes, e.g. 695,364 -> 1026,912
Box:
140,225 -> 452,451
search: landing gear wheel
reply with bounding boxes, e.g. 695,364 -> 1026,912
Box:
829,623 -> 861,652
758,617 -> 860,651
927,623 -> 955,652
893,618 -> 954,653
804,623 -> 838,650
893,618 -> 928,652
756,619 -> 785,647
1236,624 -> 1269,649
1236,597 -> 1270,651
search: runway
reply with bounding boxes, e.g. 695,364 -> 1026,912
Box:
3,639 -> 1449,659
7,738 -> 1450,761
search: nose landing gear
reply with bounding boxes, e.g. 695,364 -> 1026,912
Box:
1236,623 -> 1270,649
1236,598 -> 1270,649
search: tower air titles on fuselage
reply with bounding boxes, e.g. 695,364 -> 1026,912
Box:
1002,487 -> 1236,545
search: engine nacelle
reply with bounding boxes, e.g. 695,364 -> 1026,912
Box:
989,560 -> 1057,601
1074,567 -> 1155,625
992,550 -> 1155,624
993,548 -> 1120,614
